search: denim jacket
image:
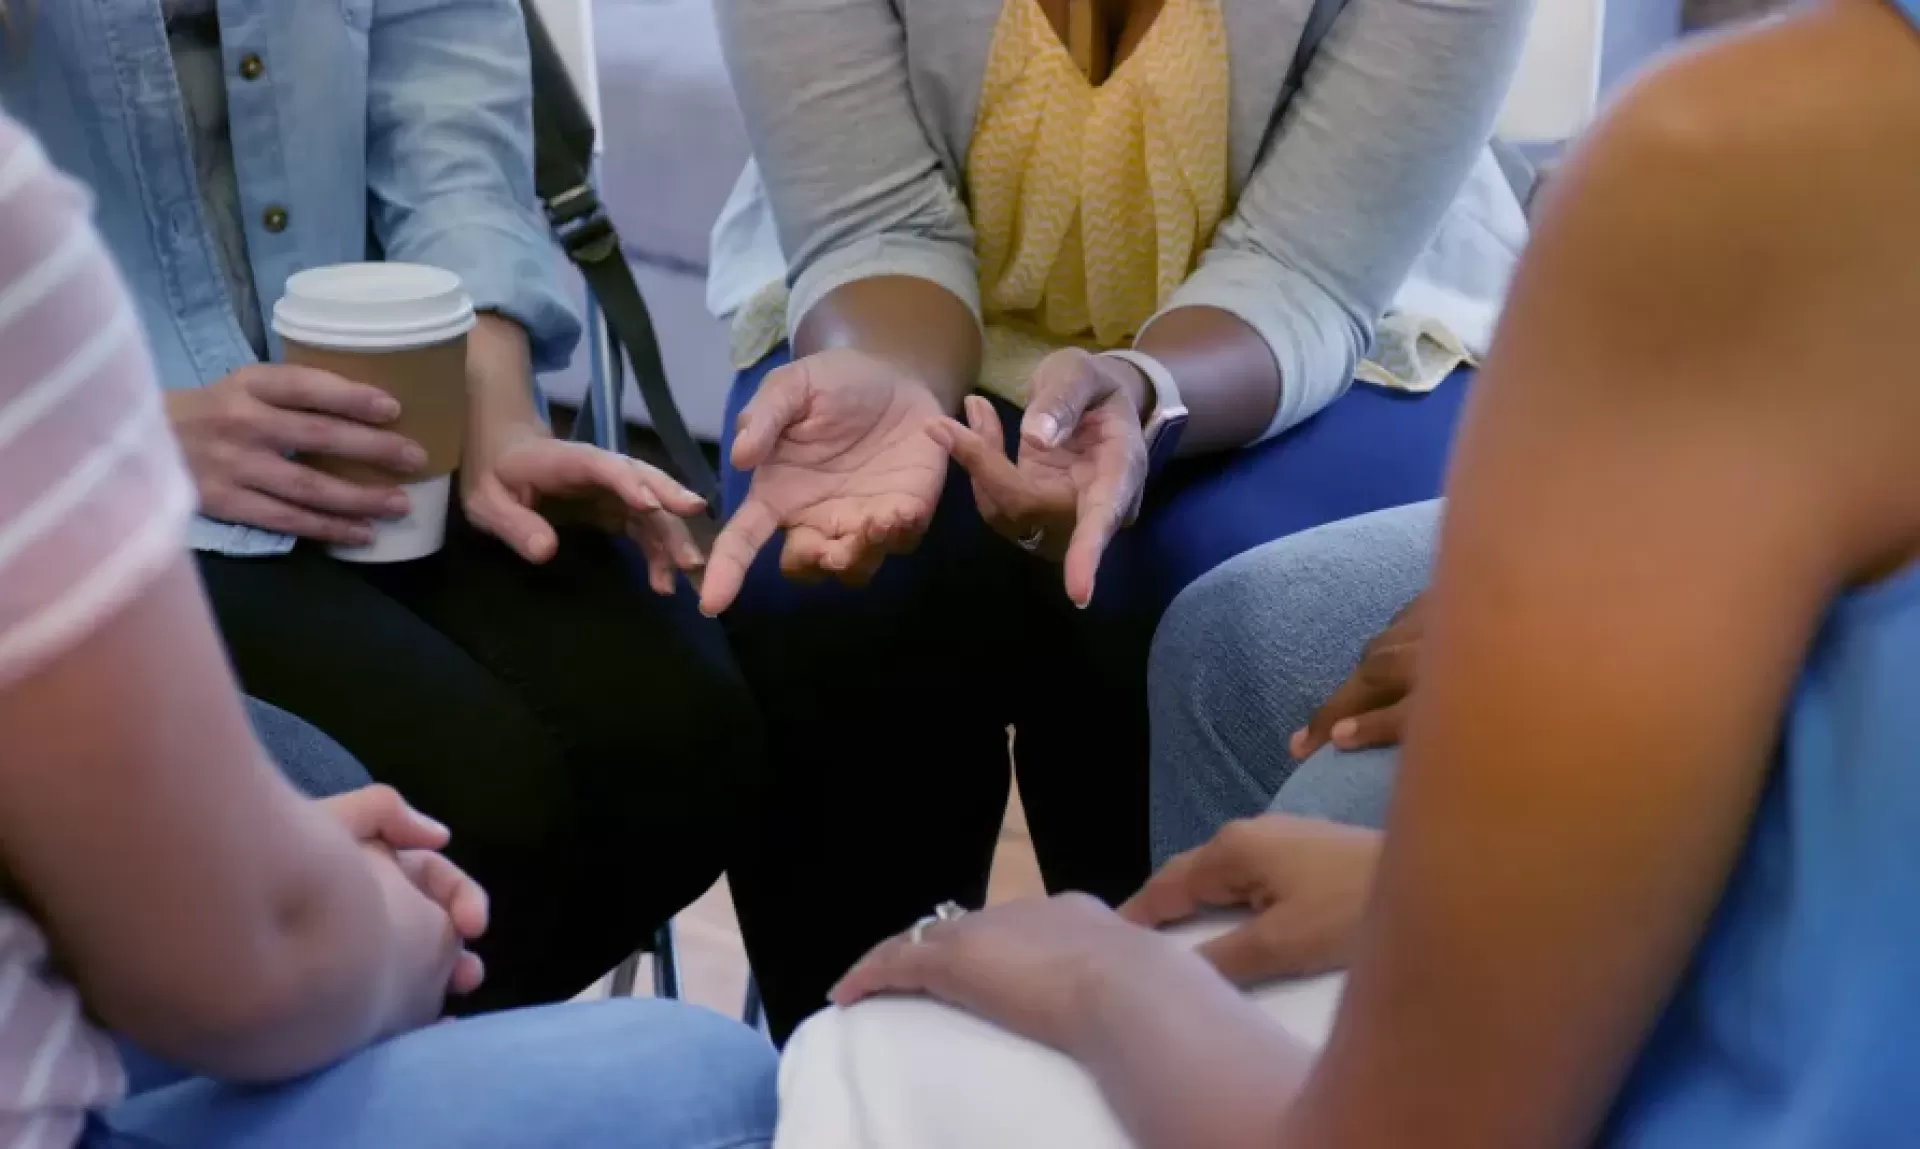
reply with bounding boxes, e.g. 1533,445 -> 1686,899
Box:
0,0 -> 581,555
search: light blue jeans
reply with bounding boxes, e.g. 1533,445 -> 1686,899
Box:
90,999 -> 778,1149
1148,500 -> 1441,863
97,705 -> 779,1148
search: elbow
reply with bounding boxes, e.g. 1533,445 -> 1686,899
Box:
92,877 -> 389,1082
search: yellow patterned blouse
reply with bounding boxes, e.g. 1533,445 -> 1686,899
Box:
731,0 -> 1233,408
967,0 -> 1229,403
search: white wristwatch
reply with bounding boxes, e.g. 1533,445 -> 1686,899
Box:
1101,349 -> 1189,476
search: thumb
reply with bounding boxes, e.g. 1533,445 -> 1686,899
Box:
1197,919 -> 1293,986
731,363 -> 809,471
1022,352 -> 1107,450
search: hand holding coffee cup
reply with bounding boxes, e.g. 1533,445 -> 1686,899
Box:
164,364 -> 429,547
273,263 -> 477,563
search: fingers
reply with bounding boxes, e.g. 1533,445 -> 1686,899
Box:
829,932 -> 942,1008
1328,698 -> 1411,752
1292,642 -> 1417,758
399,849 -> 490,941
731,363 -> 810,471
1022,350 -> 1110,450
1063,479 -> 1125,609
328,785 -> 451,850
701,497 -> 779,615
1118,819 -> 1266,926
212,487 -> 376,547
237,455 -> 410,522
465,485 -> 559,564
932,399 -> 1027,508
449,950 -> 487,997
241,365 -> 402,424
1118,850 -> 1202,927
629,513 -> 705,595
1197,919 -> 1303,986
255,407 -> 427,476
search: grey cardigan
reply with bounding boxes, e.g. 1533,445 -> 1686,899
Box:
711,0 -> 1533,431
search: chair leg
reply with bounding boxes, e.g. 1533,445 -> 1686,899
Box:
610,951 -> 643,998
742,975 -> 765,1033
651,923 -> 681,1000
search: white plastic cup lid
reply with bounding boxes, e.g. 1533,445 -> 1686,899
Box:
272,263 -> 476,351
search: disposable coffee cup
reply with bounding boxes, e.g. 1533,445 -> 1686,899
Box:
272,263 -> 476,563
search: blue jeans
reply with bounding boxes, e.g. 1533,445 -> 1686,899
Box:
102,715 -> 778,1148
88,999 -> 777,1149
244,697 -> 371,797
718,348 -> 1468,1036
1148,500 -> 1441,862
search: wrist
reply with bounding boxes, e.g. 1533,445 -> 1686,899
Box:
1099,353 -> 1155,425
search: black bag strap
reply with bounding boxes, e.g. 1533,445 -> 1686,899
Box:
522,2 -> 720,506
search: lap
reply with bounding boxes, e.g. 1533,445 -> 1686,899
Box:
92,1001 -> 778,1149
776,918 -> 1343,1149
242,697 -> 369,799
1147,500 -> 1440,858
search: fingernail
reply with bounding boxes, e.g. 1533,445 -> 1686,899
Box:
417,813 -> 451,838
401,446 -> 428,472
1332,719 -> 1357,744
373,397 -> 401,420
347,526 -> 375,546
1028,413 -> 1060,447
385,494 -> 411,518
1289,729 -> 1309,756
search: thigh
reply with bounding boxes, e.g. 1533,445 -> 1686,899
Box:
199,549 -> 564,840
243,698 -> 369,798
1114,370 -> 1470,616
92,1001 -> 778,1149
719,350 -> 1020,1040
1015,377 -> 1467,883
1269,745 -> 1403,830
357,501 -> 764,865
1147,500 -> 1440,859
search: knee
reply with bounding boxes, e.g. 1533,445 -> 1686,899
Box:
579,1000 -> 779,1140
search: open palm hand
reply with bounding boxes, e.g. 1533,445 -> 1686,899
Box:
701,350 -> 948,614
935,378 -> 1147,608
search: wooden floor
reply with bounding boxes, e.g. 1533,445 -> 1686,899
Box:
583,783 -> 1044,1014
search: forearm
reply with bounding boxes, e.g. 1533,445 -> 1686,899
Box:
2,564 -> 409,1081
1074,947 -> 1313,1149
794,277 -> 982,412
466,311 -> 547,451
1134,306 -> 1283,456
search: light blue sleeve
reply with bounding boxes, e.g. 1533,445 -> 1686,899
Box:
1158,0 -> 1532,438
713,0 -> 981,339
363,0 -> 582,372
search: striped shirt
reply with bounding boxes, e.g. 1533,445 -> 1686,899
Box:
0,114 -> 196,1147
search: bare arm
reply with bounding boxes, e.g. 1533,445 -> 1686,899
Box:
0,560 -> 423,1080
1289,6 -> 1920,1144
1145,0 -> 1530,447
1027,5 -> 1920,1145
795,277 -> 981,413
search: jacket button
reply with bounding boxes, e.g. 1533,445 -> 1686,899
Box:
239,54 -> 265,82
262,206 -> 289,234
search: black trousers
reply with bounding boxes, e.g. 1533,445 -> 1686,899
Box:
198,508 -> 765,1012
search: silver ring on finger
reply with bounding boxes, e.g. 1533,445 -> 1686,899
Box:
1016,526 -> 1046,553
910,900 -> 969,945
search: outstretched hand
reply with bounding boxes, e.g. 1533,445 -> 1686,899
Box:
933,349 -> 1148,607
700,350 -> 949,615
